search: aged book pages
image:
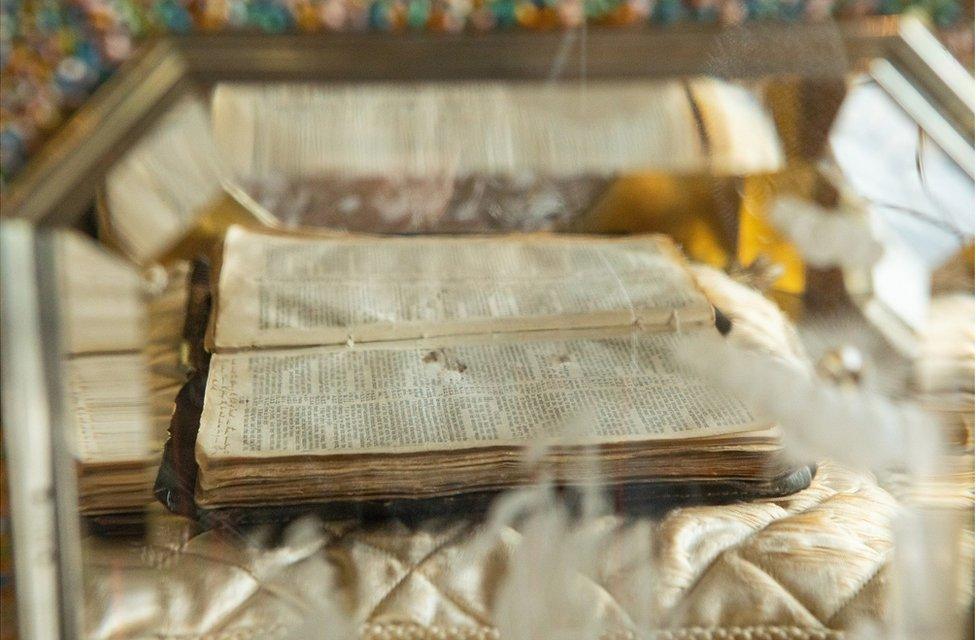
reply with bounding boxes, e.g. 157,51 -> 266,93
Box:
191,228 -> 800,508
69,354 -> 152,465
211,226 -> 715,349
194,326 -> 786,505
212,80 -> 781,180
197,328 -> 768,463
55,238 -> 190,515
67,354 -> 155,514
59,232 -> 145,355
195,432 -> 788,504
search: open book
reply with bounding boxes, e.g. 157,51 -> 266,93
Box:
187,226 -> 806,513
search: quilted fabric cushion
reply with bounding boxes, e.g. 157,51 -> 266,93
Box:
81,263 -> 900,640
82,462 -> 895,640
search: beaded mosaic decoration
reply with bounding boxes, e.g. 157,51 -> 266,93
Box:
0,0 -> 966,183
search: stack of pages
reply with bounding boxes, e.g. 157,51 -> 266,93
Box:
59,235 -> 187,515
68,355 -> 154,514
184,226 -> 805,512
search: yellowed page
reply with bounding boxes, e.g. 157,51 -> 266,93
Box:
197,327 -> 767,461
58,233 -> 146,355
212,226 -> 714,350
67,353 -> 154,465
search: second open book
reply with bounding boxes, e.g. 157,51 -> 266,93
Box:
193,226 -> 806,511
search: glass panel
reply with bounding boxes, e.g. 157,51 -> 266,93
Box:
1,28 -> 971,640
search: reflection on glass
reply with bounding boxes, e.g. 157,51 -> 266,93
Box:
4,41 -> 970,640
210,79 -> 781,259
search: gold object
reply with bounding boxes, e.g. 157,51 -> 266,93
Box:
572,173 -> 741,268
